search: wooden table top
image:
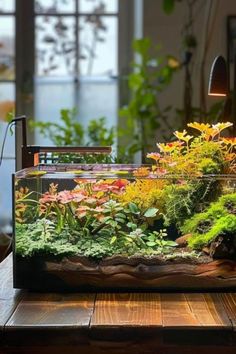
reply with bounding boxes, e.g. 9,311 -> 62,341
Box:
1,254 -> 236,354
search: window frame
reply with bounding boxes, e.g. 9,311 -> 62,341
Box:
15,0 -> 134,170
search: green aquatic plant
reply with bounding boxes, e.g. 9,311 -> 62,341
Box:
15,186 -> 39,224
15,121 -> 236,261
144,229 -> 177,253
181,193 -> 236,250
118,179 -> 167,213
144,122 -> 236,227
15,219 -> 78,257
15,176 -> 165,259
164,179 -> 219,227
15,182 -> 166,259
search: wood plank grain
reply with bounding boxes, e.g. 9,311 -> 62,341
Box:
185,293 -> 232,328
91,293 -> 162,327
0,254 -> 24,330
6,293 -> 95,328
220,293 -> 236,329
161,293 -> 200,328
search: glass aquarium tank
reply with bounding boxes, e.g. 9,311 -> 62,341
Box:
13,122 -> 236,290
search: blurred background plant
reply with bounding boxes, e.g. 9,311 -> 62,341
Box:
119,38 -> 179,162
30,108 -> 116,163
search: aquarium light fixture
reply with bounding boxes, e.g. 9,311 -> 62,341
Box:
208,55 -> 236,134
208,56 -> 228,96
9,116 -> 112,169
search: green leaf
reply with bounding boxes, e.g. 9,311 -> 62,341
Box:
147,241 -> 156,247
148,235 -> 156,241
110,236 -> 117,244
127,222 -> 137,230
144,208 -> 158,218
165,240 -> 178,247
116,213 -> 126,219
129,73 -> 143,90
162,0 -> 175,14
133,38 -> 151,56
109,220 -> 118,228
115,218 -> 126,223
103,216 -> 112,222
128,202 -> 140,214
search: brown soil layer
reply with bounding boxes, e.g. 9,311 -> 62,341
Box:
42,252 -> 236,288
14,250 -> 236,290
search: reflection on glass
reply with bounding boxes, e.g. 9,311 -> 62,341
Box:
35,0 -> 75,13
0,0 -> 15,13
79,16 -> 117,76
0,16 -> 15,80
0,82 -> 15,121
36,16 -> 76,76
80,0 -> 118,13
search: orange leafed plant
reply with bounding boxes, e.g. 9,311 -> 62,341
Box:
147,122 -> 235,176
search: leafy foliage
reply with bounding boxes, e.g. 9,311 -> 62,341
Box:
30,109 -> 115,163
144,229 -> 177,253
181,194 -> 236,250
119,38 -> 179,161
147,122 -> 236,176
15,122 -> 236,261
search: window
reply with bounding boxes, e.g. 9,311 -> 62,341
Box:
34,0 -> 119,145
0,0 -> 15,232
0,0 -> 134,232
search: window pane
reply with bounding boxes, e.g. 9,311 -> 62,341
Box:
77,80 -> 117,128
36,16 -> 76,76
80,0 -> 118,13
0,82 -> 15,121
0,0 -> 15,13
34,78 -> 117,145
79,16 -> 117,76
0,16 -> 15,80
35,0 -> 75,14
35,77 -> 76,145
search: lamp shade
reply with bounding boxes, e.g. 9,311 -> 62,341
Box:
208,55 -> 228,96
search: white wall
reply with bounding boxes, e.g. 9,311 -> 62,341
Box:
142,0 -> 236,135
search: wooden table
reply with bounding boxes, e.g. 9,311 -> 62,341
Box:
1,254 -> 236,354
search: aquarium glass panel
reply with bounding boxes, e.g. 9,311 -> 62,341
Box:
13,123 -> 236,291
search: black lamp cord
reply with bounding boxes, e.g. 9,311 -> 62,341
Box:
0,116 -> 26,168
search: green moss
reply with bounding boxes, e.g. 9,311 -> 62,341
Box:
188,214 -> 236,249
164,179 -> 220,227
193,140 -> 225,169
198,158 -> 221,174
181,193 -> 236,250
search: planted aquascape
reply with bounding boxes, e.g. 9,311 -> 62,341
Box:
13,122 -> 236,290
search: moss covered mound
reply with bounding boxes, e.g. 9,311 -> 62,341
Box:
181,194 -> 236,250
